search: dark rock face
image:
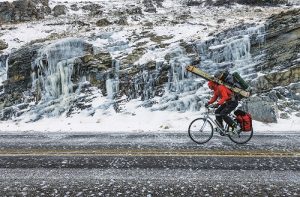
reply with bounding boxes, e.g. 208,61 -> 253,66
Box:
52,5 -> 67,17
96,18 -> 111,27
81,3 -> 102,16
142,0 -> 166,12
0,1 -> 13,23
31,0 -> 48,6
248,9 -> 300,122
70,4 -> 79,11
0,40 -> 8,50
143,0 -> 157,13
115,18 -> 128,25
118,63 -> 169,100
255,67 -> 300,92
153,0 -> 164,7
254,10 -> 300,72
0,0 -> 50,23
5,44 -> 42,94
0,44 -> 41,117
186,0 -> 203,6
241,10 -> 300,122
126,6 -> 142,15
79,51 -> 112,95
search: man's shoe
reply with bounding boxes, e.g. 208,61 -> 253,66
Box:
220,130 -> 226,136
214,128 -> 226,136
231,123 -> 241,134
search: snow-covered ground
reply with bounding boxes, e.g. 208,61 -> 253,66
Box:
1,0 -> 299,133
1,96 -> 300,133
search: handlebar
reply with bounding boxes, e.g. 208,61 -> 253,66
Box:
204,105 -> 235,118
205,104 -> 219,110
203,105 -> 216,115
205,105 -> 218,109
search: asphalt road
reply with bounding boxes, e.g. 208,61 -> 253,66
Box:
0,132 -> 299,196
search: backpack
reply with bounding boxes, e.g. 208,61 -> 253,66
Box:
215,70 -> 249,91
234,109 -> 252,132
215,70 -> 250,100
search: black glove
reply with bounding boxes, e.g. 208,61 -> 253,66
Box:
191,59 -> 200,65
204,103 -> 210,108
212,103 -> 220,108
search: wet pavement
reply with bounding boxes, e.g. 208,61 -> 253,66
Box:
0,132 -> 299,196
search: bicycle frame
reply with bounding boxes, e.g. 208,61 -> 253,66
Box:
201,107 -> 229,133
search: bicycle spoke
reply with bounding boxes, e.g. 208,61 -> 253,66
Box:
200,120 -> 208,132
228,129 -> 253,144
188,118 -> 213,144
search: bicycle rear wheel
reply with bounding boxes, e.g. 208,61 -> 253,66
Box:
188,118 -> 213,144
228,128 -> 253,144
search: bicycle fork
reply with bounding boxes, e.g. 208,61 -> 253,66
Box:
200,118 -> 209,132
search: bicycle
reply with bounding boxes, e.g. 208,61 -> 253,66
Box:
188,106 -> 253,144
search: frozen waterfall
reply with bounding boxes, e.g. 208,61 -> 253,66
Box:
29,38 -> 92,118
32,38 -> 89,101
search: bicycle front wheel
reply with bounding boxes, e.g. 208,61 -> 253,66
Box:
188,118 -> 213,144
228,128 -> 253,144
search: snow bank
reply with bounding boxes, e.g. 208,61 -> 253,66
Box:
1,105 -> 299,133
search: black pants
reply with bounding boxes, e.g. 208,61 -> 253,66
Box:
215,100 -> 238,128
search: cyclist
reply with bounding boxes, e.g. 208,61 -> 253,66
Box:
205,80 -> 239,133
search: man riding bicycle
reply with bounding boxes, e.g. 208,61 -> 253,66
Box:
205,80 -> 239,133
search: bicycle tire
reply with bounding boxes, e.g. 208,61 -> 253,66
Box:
188,118 -> 214,144
228,128 -> 253,144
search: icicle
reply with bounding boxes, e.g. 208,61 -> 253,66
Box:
106,78 -> 116,99
32,38 -> 88,101
105,59 -> 120,99
0,55 -> 8,87
113,60 -> 120,94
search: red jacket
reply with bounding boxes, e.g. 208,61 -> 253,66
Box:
208,84 -> 233,105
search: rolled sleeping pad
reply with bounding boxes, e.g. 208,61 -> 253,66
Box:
232,72 -> 249,90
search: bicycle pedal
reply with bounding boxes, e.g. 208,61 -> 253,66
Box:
216,129 -> 226,136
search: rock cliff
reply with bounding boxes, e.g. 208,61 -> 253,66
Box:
0,0 -> 299,124
0,0 -> 50,23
